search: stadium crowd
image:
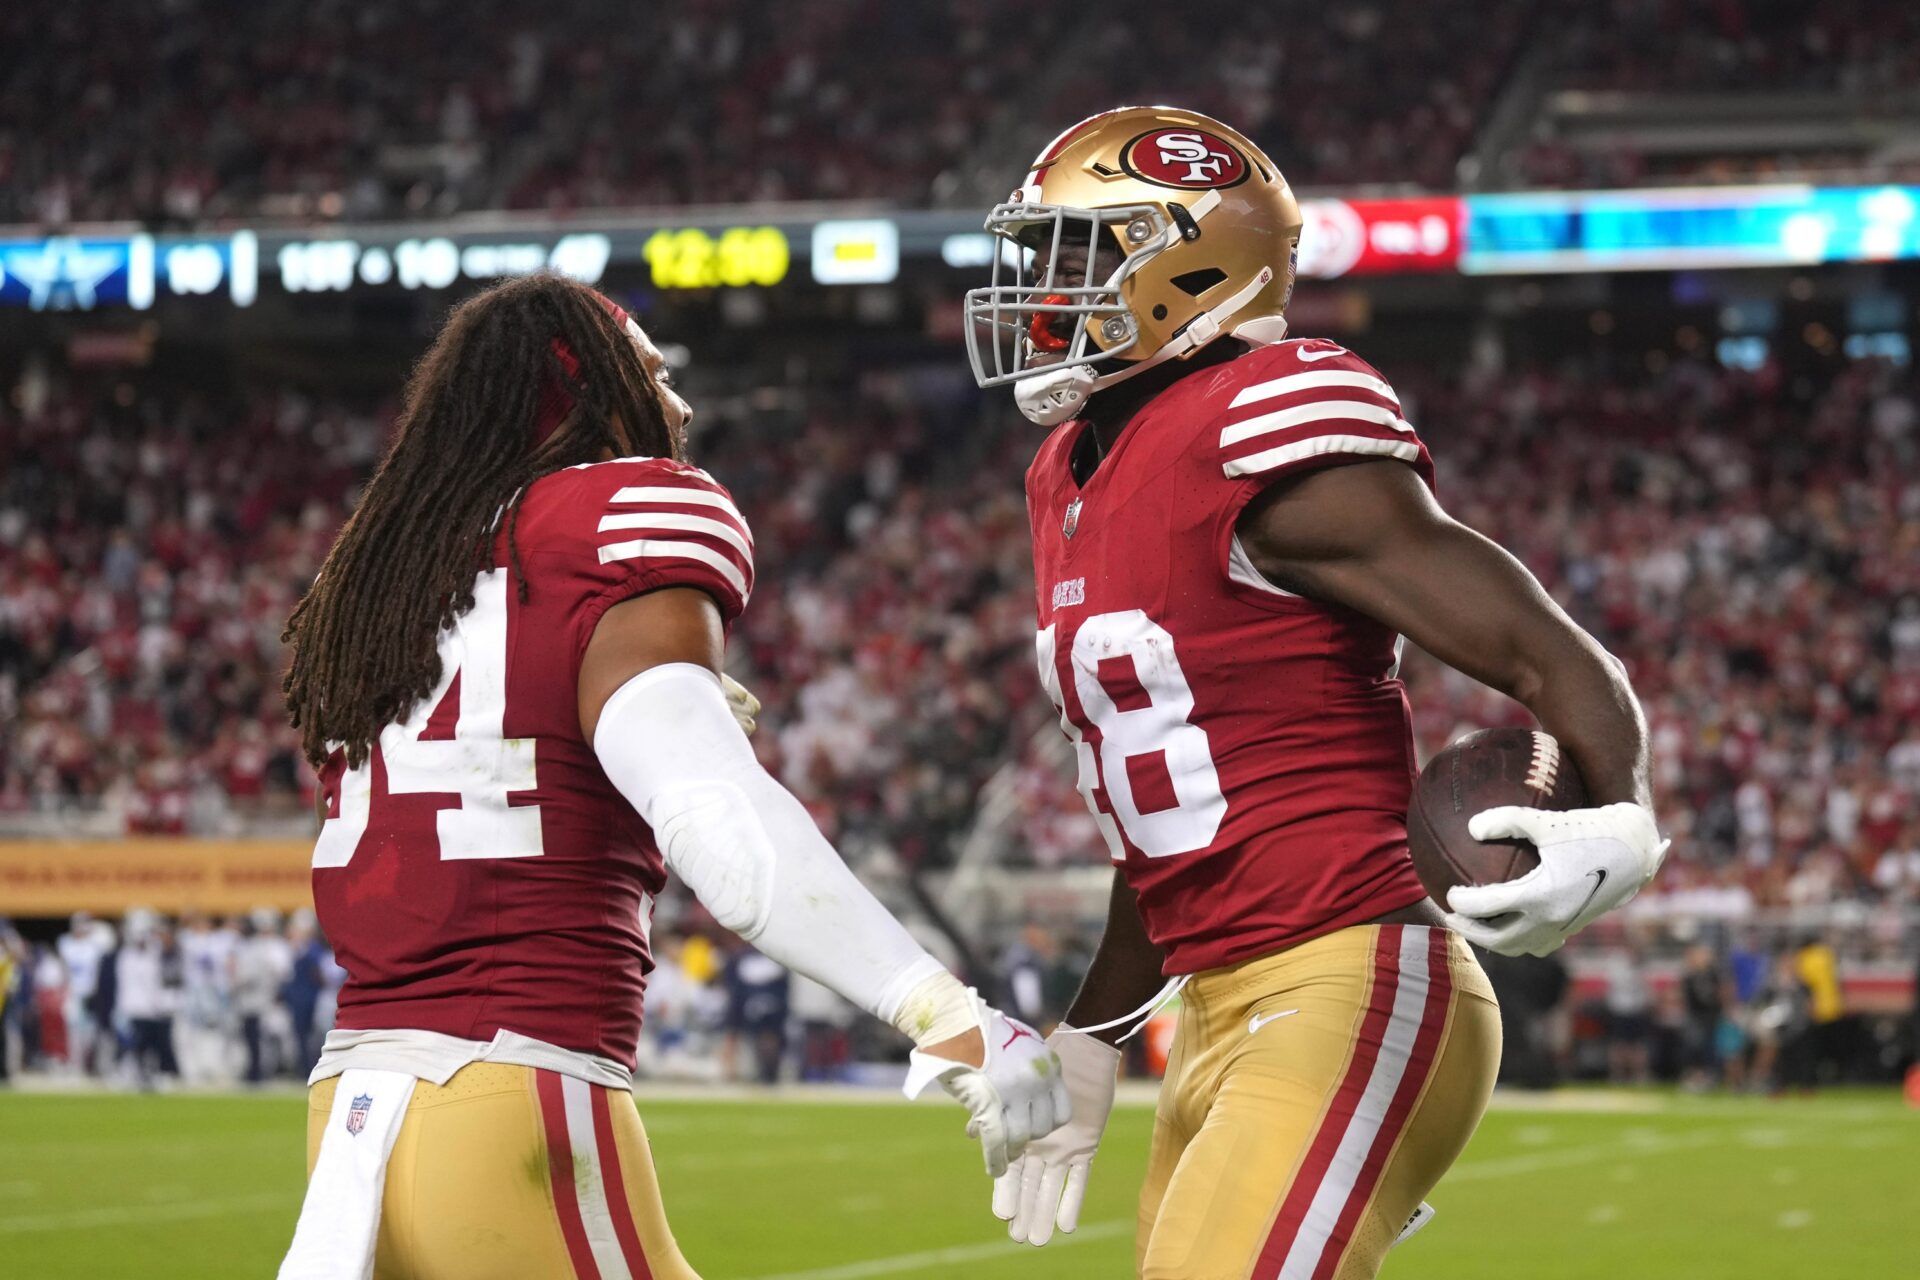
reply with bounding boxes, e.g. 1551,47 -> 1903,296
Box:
6,0 -> 1527,224
1550,0 -> 1920,99
1506,1 -> 1920,189
10,1 -> 1920,227
3,348 -> 1918,922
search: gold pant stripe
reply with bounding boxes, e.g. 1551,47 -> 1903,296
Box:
307,1063 -> 701,1280
1137,924 -> 1500,1280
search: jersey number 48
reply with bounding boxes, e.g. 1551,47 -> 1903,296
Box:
1037,610 -> 1227,860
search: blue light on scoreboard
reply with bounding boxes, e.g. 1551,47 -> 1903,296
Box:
0,236 -> 146,310
0,233 -> 257,310
1463,185 -> 1920,274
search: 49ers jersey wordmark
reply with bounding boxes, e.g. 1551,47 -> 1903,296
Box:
312,457 -> 754,1068
1027,339 -> 1436,974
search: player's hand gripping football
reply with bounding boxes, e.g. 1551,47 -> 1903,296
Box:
992,1030 -> 1119,1246
903,992 -> 1071,1178
1443,802 -> 1668,957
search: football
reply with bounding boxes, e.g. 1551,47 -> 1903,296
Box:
1406,727 -> 1589,903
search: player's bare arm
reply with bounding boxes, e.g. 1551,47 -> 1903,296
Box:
1237,460 -> 1649,806
1057,872 -> 1166,1048
1237,458 -> 1668,956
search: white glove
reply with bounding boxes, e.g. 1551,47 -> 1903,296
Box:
992,1030 -> 1119,1246
902,993 -> 1071,1178
1444,802 -> 1668,957
721,673 -> 760,735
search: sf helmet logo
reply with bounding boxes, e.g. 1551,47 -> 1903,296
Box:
1121,128 -> 1249,190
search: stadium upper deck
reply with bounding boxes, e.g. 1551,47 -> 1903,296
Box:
7,0 -> 1919,229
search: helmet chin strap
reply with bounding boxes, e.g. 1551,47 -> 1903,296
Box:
1013,266 -> 1286,426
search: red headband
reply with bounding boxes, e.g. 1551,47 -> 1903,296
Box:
532,297 -> 640,445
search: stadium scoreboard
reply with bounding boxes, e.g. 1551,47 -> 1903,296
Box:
4,184 -> 1920,313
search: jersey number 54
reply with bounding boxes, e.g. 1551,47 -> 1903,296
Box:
314,568 -> 544,868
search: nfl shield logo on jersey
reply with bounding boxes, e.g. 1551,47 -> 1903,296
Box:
344,1093 -> 373,1136
1062,497 -> 1083,539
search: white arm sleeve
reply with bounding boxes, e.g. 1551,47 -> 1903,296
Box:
592,663 -> 947,1029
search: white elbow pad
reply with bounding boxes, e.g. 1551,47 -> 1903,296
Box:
592,663 -> 946,1028
647,779 -> 774,938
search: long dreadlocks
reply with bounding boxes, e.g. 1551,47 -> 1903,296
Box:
282,272 -> 682,769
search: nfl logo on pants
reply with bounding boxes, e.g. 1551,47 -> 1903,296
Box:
344,1093 -> 373,1136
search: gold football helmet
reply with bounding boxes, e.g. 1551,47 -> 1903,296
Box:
964,106 -> 1303,425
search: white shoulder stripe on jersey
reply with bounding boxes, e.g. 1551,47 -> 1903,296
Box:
1220,401 -> 1413,449
597,511 -> 753,559
608,485 -> 747,532
1224,434 -> 1421,478
1228,369 -> 1400,410
610,484 -> 739,512
597,537 -> 750,599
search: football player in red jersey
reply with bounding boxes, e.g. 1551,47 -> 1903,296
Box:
275,274 -> 1067,1280
964,108 -> 1668,1279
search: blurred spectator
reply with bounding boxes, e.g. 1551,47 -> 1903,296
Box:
55,913 -> 111,1074
1678,943 -> 1726,1091
233,911 -> 294,1083
281,909 -> 337,1078
792,975 -> 856,1083
996,924 -> 1056,1029
1757,953 -> 1816,1092
177,913 -> 237,1084
1598,934 -> 1654,1083
115,909 -> 181,1088
33,945 -> 68,1067
721,943 -> 791,1086
1793,932 -> 1849,1085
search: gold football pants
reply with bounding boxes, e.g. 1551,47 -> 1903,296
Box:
1138,924 -> 1500,1280
307,1062 -> 699,1279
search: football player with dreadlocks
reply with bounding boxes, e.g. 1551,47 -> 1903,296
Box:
966,108 -> 1665,1280
277,273 -> 1066,1280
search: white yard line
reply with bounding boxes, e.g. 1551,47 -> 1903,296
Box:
0,1191 -> 290,1234
1447,1129 -> 1724,1182
740,1221 -> 1130,1280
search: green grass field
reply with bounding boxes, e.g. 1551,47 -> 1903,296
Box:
1,1086 -> 1914,1278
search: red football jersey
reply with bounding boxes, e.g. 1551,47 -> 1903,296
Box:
312,457 -> 754,1068
1027,339 -> 1435,974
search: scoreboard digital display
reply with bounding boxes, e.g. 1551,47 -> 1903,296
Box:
640,226 -> 790,289
7,183 -> 1920,312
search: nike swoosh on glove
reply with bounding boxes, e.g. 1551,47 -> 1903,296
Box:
902,997 -> 1071,1177
992,1030 -> 1119,1246
1443,802 -> 1668,957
